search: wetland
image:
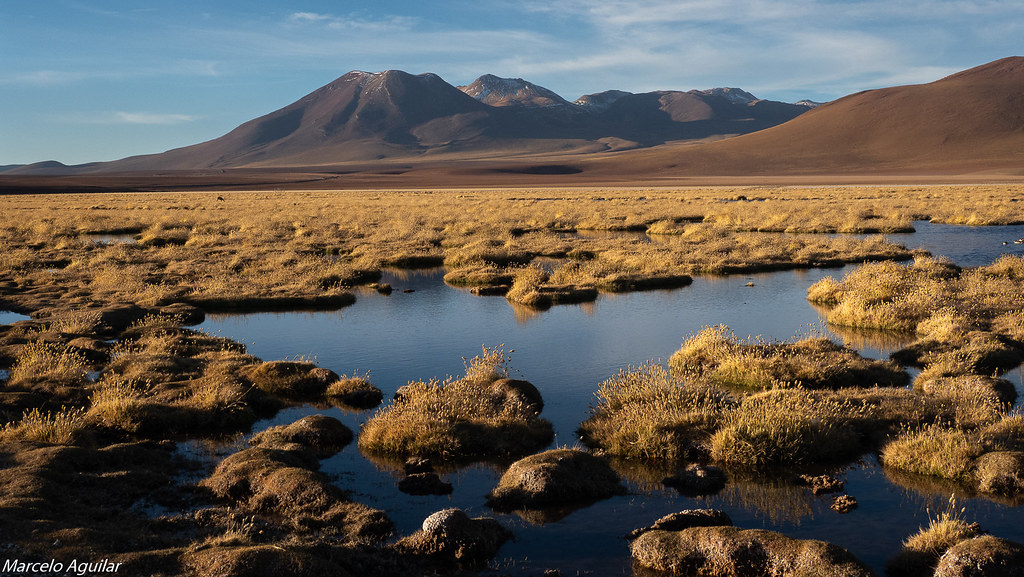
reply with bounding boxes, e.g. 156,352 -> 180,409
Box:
1,186 -> 1024,576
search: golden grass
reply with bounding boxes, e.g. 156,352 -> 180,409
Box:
0,406 -> 87,444
710,389 -> 862,467
880,424 -> 984,480
579,362 -> 735,460
668,325 -> 908,390
0,186 -> 963,315
887,495 -> 982,577
8,341 -> 89,387
358,346 -> 553,460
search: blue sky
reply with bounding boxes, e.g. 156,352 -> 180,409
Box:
2,1 -> 1022,165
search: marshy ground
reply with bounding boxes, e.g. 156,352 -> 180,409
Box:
1,185 -> 1024,576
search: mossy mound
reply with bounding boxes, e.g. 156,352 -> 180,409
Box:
975,451 -> 1024,496
487,448 -> 626,510
240,361 -> 339,398
249,415 -> 353,458
185,545 -> 353,577
325,377 -> 383,409
631,526 -> 874,577
200,446 -> 392,543
934,535 -> 1024,577
393,509 -> 511,570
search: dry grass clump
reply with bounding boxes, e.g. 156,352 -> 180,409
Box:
579,362 -> 735,461
358,346 -> 553,460
981,412 -> 1024,451
710,389 -> 862,468
887,495 -> 982,577
810,255 -> 1024,337
0,406 -> 87,444
8,341 -> 89,389
669,325 -> 908,390
914,374 -> 1014,428
442,264 -> 514,287
881,412 -> 1024,497
46,310 -> 103,335
881,424 -> 984,481
86,375 -> 149,433
504,265 -> 598,307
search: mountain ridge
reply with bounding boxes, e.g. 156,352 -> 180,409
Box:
17,71 -> 810,173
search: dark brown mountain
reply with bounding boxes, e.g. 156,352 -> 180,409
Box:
52,71 -> 810,172
458,75 -> 572,107
589,56 -> 1024,176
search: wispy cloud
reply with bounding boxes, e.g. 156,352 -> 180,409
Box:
0,70 -> 91,86
285,11 -> 416,32
52,111 -> 200,125
111,112 -> 198,125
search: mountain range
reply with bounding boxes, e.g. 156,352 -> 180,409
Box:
6,71 -> 812,174
4,57 -> 1024,185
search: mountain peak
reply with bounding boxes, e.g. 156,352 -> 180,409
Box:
575,90 -> 633,109
694,87 -> 759,104
457,75 -> 570,107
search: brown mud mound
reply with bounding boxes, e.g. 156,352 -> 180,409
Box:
200,446 -> 392,543
249,414 -> 353,458
394,508 -> 511,569
631,526 -> 874,577
934,535 -> 1024,577
627,509 -> 733,541
487,448 -> 626,510
239,361 -> 338,398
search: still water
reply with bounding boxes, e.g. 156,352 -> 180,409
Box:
199,222 -> 1024,575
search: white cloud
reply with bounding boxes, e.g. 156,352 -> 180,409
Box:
111,112 -> 198,125
50,111 -> 200,125
285,11 -> 416,32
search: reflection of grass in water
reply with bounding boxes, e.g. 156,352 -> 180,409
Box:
382,266 -> 445,282
704,471 -> 818,526
883,455 -> 1024,508
816,316 -> 918,355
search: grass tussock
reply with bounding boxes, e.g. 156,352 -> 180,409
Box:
579,362 -> 735,461
358,346 -> 553,460
881,424 -> 984,481
8,340 -> 90,389
0,406 -> 87,444
710,389 -> 862,468
668,325 -> 908,390
887,495 -> 982,577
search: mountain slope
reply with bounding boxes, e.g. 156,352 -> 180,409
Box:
593,57 -> 1024,176
80,71 -> 809,172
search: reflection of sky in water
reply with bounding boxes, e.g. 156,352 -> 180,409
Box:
198,226 -> 1024,576
0,310 -> 31,324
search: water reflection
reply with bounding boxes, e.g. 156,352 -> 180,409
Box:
196,223 -> 1024,575
0,310 -> 31,324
